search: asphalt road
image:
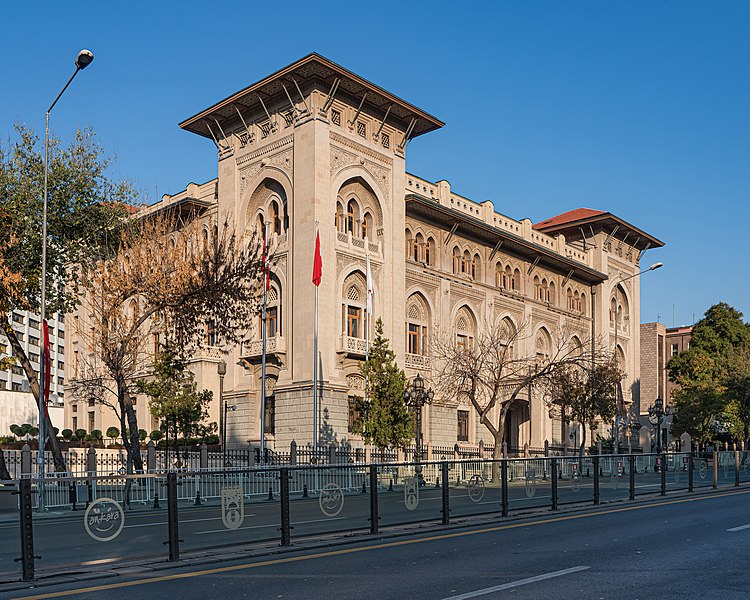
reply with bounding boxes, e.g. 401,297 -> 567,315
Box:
6,486 -> 750,600
0,467 -> 743,579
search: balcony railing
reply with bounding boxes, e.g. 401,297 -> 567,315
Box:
339,335 -> 368,356
242,336 -> 286,358
405,353 -> 431,371
335,231 -> 380,255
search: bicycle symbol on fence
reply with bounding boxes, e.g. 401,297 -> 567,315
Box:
404,477 -> 420,511
468,474 -> 485,502
525,469 -> 536,498
570,463 -> 581,493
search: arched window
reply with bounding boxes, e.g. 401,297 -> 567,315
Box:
415,233 -> 424,262
499,317 -> 516,361
548,281 -> 556,305
472,253 -> 481,281
406,294 -> 430,356
453,247 -> 462,274
535,328 -> 551,362
513,268 -> 521,292
405,228 -> 413,258
270,200 -> 281,235
462,250 -> 471,276
495,262 -> 503,287
567,288 -> 574,311
455,306 -> 475,353
425,237 -> 434,266
342,272 -> 366,339
580,292 -> 587,316
346,199 -> 359,235
336,201 -> 345,231
362,212 -> 373,240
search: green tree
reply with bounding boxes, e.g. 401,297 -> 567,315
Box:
74,428 -> 87,441
352,319 -> 411,453
545,357 -> 623,458
61,429 -> 73,442
138,346 -> 215,449
0,124 -> 135,477
106,427 -> 120,443
9,424 -> 22,440
150,430 -> 163,442
669,303 -> 750,445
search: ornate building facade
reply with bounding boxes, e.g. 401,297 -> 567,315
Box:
64,54 -> 663,452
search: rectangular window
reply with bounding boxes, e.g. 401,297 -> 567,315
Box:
57,345 -> 64,354
29,319 -> 39,330
88,412 -> 95,433
74,351 -> 79,376
347,306 -> 361,338
0,379 -> 5,390
29,353 -> 39,364
408,323 -> 420,354
58,376 -> 64,385
12,382 -> 23,391
57,329 -> 64,339
29,336 -> 39,347
456,334 -> 473,353
671,343 -> 679,356
12,365 -> 24,375
72,416 -> 78,431
206,321 -> 217,346
457,410 -> 469,442
12,313 -> 24,324
72,404 -> 77,413
348,396 -> 362,433
16,332 -> 24,342
264,395 -> 275,435
58,360 -> 64,370
267,307 -> 278,338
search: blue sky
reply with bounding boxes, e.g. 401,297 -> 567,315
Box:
3,1 -> 748,327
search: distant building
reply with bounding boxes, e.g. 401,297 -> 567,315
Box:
0,310 -> 66,435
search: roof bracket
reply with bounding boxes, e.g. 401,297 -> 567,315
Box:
444,222 -> 459,245
373,104 -> 392,142
348,92 -> 368,128
281,83 -> 301,120
291,77 -> 311,115
321,77 -> 341,114
231,104 -> 255,147
637,242 -> 652,261
527,256 -> 541,276
204,120 -> 232,157
561,269 -> 575,288
398,118 -> 417,151
603,225 -> 619,250
256,94 -> 278,133
212,118 -> 233,157
579,226 -> 596,251
488,239 -> 504,262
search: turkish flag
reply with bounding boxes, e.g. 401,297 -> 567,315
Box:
42,320 -> 51,408
312,229 -> 322,287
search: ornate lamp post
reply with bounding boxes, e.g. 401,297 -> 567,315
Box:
648,397 -> 674,454
403,373 -> 434,466
625,413 -> 642,453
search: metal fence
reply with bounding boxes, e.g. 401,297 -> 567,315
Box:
2,450 -> 748,583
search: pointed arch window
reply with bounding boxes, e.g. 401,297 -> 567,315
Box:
455,307 -> 475,353
342,272 -> 366,339
406,297 -> 429,356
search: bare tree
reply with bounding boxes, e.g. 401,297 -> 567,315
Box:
70,210 -> 264,472
433,319 -> 591,461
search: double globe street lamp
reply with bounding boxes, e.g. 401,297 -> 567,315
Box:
403,373 -> 434,466
648,397 -> 674,454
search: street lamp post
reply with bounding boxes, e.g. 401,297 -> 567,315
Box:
403,374 -> 434,469
612,262 -> 663,452
38,49 -> 94,510
648,397 -> 674,454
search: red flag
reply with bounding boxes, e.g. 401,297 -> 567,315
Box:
312,229 -> 322,287
42,320 -> 51,407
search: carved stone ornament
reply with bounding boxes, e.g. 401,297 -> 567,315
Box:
347,375 -> 365,390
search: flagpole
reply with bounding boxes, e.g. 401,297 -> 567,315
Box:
260,224 -> 268,462
313,222 -> 320,462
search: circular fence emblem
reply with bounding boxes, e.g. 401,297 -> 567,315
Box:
570,474 -> 581,493
319,484 -> 344,518
468,475 -> 485,503
524,469 -> 536,498
404,477 -> 420,511
699,460 -> 708,480
84,497 -> 125,542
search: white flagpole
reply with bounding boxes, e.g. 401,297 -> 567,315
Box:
260,224 -> 268,462
365,253 -> 372,359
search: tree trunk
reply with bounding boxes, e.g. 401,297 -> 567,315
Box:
579,421 -> 587,461
2,321 -> 67,473
117,376 -> 144,473
491,432 -> 503,484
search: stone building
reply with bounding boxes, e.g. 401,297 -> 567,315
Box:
64,54 -> 663,453
640,322 -> 693,411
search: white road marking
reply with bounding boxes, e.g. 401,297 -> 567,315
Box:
727,524 -> 750,532
440,566 -> 590,600
193,516 -> 346,535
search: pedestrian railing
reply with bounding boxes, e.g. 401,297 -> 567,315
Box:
2,450 -> 749,583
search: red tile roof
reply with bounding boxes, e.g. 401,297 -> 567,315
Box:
533,208 -> 606,230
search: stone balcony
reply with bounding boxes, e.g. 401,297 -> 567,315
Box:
335,231 -> 381,255
339,335 -> 368,357
241,336 -> 286,361
404,353 -> 431,371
